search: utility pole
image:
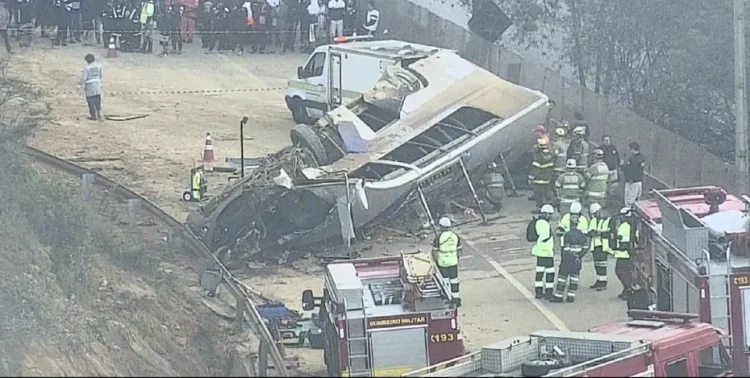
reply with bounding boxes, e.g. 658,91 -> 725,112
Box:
735,0 -> 748,193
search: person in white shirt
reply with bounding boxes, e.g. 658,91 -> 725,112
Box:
305,0 -> 319,48
79,53 -> 103,121
362,0 -> 378,36
327,0 -> 344,38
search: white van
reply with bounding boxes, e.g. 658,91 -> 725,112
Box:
285,39 -> 446,124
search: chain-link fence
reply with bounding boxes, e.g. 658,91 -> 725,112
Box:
378,0 -> 741,194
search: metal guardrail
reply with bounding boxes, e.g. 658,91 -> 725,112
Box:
22,145 -> 289,377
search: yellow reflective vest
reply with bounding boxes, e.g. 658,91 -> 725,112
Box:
532,218 -> 554,258
588,216 -> 612,252
613,222 -> 638,259
434,231 -> 460,267
558,213 -> 588,245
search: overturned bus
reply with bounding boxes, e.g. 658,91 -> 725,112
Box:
187,50 -> 552,255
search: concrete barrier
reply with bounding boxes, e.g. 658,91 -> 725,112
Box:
372,0 -> 739,194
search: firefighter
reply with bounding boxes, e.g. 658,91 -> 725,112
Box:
480,161 -> 505,213
534,125 -> 551,147
587,203 -> 611,290
529,138 -> 554,212
555,159 -> 585,215
531,204 -> 556,299
550,217 -> 588,303
585,149 -> 610,208
432,216 -> 462,307
566,126 -> 589,172
556,201 -> 589,247
613,206 -> 638,300
552,126 -> 570,179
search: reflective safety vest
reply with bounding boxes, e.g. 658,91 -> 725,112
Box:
555,171 -> 585,201
532,218 -> 554,258
586,161 -> 609,199
192,171 -> 202,194
436,231 -> 459,267
552,139 -> 570,172
559,213 -> 589,245
613,221 -> 637,259
588,216 -> 611,252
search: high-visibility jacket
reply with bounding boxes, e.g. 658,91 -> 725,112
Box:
588,215 -> 612,252
192,171 -> 202,196
532,218 -> 554,258
613,221 -> 638,259
555,171 -> 585,201
586,161 -> 609,199
140,1 -> 154,24
552,139 -> 570,173
529,149 -> 554,185
434,231 -> 460,267
558,213 -> 589,245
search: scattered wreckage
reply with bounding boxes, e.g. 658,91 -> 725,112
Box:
187,50 -> 552,257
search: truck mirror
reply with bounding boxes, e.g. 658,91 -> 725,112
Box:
297,66 -> 305,79
302,289 -> 315,311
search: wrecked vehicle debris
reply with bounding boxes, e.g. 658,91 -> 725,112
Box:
187,49 -> 552,256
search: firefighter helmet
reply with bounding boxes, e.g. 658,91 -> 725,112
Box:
590,203 -> 602,214
620,207 -> 632,215
592,149 -> 604,159
566,159 -> 577,168
537,138 -> 548,148
555,127 -> 566,137
438,216 -> 452,228
570,202 -> 582,214
541,204 -> 555,214
573,126 -> 586,135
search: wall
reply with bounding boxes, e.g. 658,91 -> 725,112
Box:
375,0 -> 740,193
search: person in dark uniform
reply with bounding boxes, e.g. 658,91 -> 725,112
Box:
17,0 -> 31,47
121,0 -> 139,51
229,3 -> 246,54
205,4 -> 227,53
52,0 -> 69,46
198,0 -> 212,48
169,5 -> 183,54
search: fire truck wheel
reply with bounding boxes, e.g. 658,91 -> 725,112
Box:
291,124 -> 330,166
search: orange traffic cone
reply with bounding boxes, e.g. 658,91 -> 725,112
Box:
202,133 -> 215,162
107,36 -> 117,58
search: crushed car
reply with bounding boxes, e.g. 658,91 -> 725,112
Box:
187,50 -> 552,256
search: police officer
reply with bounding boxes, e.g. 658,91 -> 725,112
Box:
552,126 -> 570,180
587,203 -> 611,290
613,206 -> 637,300
555,159 -> 585,215
557,201 -> 589,246
550,218 -> 588,303
566,126 -> 589,172
532,204 -> 556,299
585,149 -> 610,208
432,216 -> 462,307
480,161 -> 505,213
529,138 -> 554,212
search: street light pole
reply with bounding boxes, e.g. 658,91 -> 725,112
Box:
240,116 -> 249,178
735,0 -> 748,193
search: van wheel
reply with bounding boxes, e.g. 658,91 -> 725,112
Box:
291,124 -> 329,166
290,98 -> 310,124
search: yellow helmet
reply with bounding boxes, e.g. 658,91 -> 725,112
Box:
537,138 -> 548,148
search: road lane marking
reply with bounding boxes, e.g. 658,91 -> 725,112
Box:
464,239 -> 570,332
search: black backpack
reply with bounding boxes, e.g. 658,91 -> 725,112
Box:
526,218 -> 539,242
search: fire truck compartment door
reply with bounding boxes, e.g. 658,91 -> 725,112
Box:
370,327 -> 428,376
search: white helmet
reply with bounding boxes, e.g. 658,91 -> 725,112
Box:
620,207 -> 632,215
566,159 -> 577,168
438,216 -> 452,228
570,202 -> 582,214
589,203 -> 602,214
540,204 -> 555,214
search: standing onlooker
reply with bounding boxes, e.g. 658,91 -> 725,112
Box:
68,0 -> 83,43
139,0 -> 154,53
251,0 -> 268,53
229,3 -> 247,54
621,141 -> 645,207
17,0 -> 31,47
283,0 -> 300,51
342,0 -> 354,36
169,5 -> 183,53
314,0 -> 325,44
179,0 -> 197,43
362,0 -> 377,36
266,0 -> 279,52
157,5 -> 171,56
278,0 -> 292,53
301,0 -> 316,51
326,0 -> 342,39
53,0 -> 68,46
79,53 -> 103,121
7,0 -> 18,39
600,135 -> 620,196
0,0 -> 11,54
198,0 -> 212,48
82,0 -> 103,45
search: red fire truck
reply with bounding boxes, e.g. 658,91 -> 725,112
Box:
402,310 -> 734,377
632,186 -> 750,373
301,251 -> 465,377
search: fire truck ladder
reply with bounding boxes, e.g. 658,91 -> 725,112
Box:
344,297 -> 371,377
705,248 -> 733,354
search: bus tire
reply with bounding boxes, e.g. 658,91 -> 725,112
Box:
291,124 -> 329,166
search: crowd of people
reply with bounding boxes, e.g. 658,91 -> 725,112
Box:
0,0 -> 381,56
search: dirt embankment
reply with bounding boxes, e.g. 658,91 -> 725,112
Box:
0,66 -> 242,377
